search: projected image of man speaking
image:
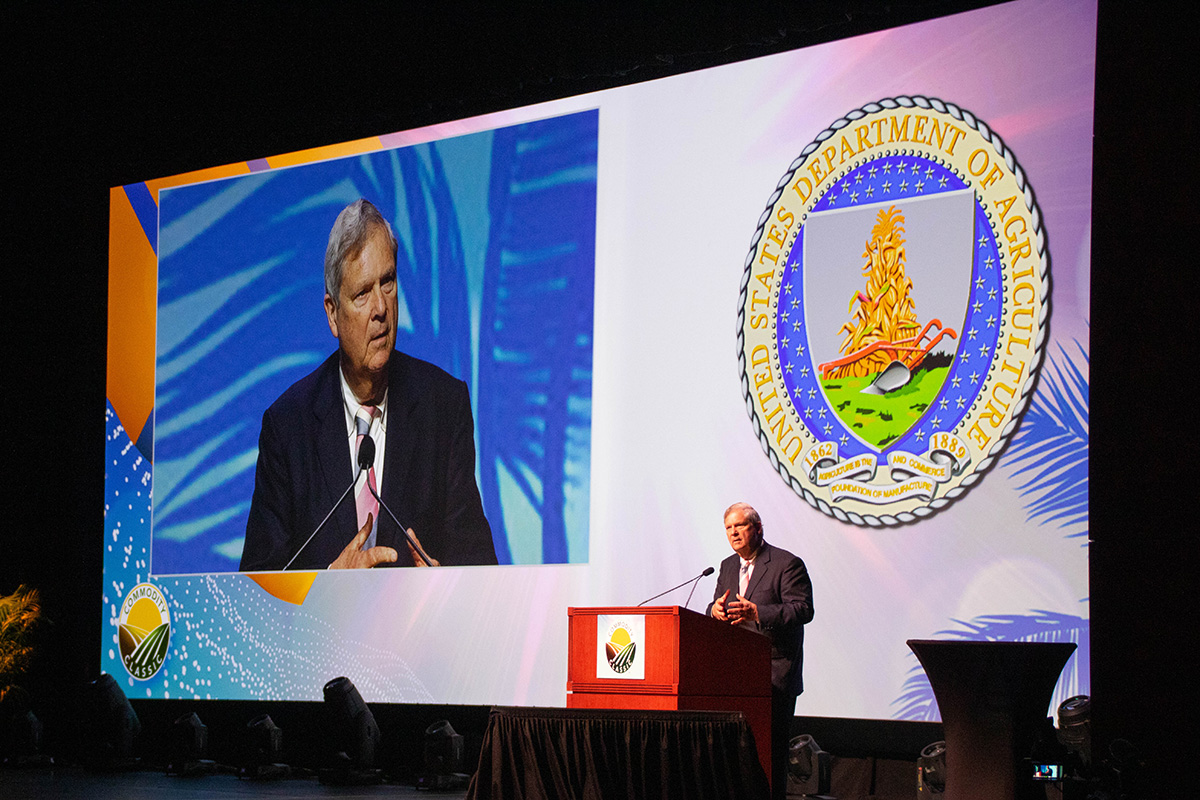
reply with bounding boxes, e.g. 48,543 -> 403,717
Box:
239,199 -> 497,571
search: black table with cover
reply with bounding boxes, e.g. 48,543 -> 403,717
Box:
466,706 -> 769,800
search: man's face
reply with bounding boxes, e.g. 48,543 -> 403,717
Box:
724,508 -> 762,560
324,226 -> 398,399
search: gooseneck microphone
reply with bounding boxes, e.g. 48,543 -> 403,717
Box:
637,566 -> 715,608
281,437 -> 372,570
357,434 -> 376,472
356,436 -> 434,566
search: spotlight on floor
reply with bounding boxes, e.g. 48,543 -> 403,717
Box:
1057,695 -> 1091,767
417,719 -> 468,790
1104,737 -> 1144,793
81,674 -> 141,770
917,740 -> 946,795
788,734 -> 835,799
319,676 -> 382,785
168,712 -> 216,776
239,713 -> 290,780
1,687 -> 53,767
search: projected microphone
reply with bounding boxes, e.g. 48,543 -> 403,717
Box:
357,434 -> 376,472
281,437 -> 372,570
363,466 -> 435,567
637,566 -> 715,608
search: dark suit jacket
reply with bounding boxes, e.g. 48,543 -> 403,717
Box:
239,350 -> 497,571
706,542 -> 814,696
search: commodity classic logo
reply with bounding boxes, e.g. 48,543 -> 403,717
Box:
738,96 -> 1048,526
605,622 -> 637,674
117,582 -> 171,679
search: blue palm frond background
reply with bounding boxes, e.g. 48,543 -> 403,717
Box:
148,111 -> 598,573
477,122 -> 597,564
1003,338 -> 1089,537
892,340 -> 1090,720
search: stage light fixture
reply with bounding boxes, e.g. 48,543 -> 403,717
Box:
81,673 -> 141,770
239,713 -> 290,780
787,733 -> 835,798
417,719 -> 468,790
168,711 -> 216,776
917,740 -> 946,795
319,676 -> 382,785
1,687 -> 53,767
1056,695 -> 1091,766
1104,737 -> 1144,793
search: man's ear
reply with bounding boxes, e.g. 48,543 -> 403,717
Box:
324,293 -> 340,339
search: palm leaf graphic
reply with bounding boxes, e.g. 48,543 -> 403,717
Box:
1001,339 -> 1089,538
477,113 -> 597,564
893,342 -> 1090,720
892,609 -> 1089,721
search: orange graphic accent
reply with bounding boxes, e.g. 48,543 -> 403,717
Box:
247,572 -> 318,605
145,162 -> 251,198
107,187 -> 158,444
267,136 -> 384,169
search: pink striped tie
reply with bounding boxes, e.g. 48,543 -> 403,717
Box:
355,406 -> 379,549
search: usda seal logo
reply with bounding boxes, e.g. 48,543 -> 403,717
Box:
117,582 -> 171,679
738,97 -> 1047,526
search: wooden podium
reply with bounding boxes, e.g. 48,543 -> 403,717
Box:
567,606 -> 773,786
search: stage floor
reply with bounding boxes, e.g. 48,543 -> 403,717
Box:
0,767 -> 469,799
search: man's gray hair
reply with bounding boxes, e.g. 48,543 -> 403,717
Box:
324,199 -> 399,306
723,502 -> 762,532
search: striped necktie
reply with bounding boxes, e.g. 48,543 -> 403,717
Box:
355,406 -> 379,549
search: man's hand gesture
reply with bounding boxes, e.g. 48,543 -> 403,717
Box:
328,514 -> 398,569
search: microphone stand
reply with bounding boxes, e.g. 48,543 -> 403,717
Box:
367,483 -> 435,566
637,567 -> 715,608
283,463 -> 366,570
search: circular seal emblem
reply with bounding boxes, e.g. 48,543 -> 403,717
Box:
117,582 -> 171,679
604,622 -> 637,674
738,96 -> 1047,526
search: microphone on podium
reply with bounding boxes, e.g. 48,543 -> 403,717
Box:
637,566 -> 715,609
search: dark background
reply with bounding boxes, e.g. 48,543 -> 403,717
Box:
4,1 -> 1196,794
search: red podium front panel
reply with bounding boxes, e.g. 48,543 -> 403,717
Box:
567,606 -> 773,786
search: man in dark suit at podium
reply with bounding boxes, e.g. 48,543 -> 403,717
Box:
708,501 -> 814,799
239,198 -> 496,571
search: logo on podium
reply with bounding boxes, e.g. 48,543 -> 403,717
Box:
597,614 -> 645,679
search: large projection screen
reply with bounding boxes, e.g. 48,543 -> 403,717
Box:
104,0 -> 1093,720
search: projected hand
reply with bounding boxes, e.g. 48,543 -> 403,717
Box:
328,514 -> 399,569
712,589 -> 731,621
727,594 -> 759,625
405,528 -> 440,567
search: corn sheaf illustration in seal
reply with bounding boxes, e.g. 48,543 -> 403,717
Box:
737,96 -> 1048,526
